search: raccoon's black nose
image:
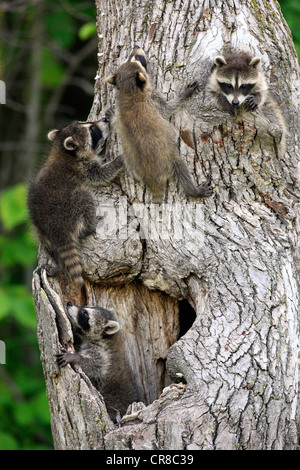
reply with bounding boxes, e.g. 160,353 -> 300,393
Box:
232,99 -> 239,105
67,302 -> 73,307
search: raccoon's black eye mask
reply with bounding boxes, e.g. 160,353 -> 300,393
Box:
218,81 -> 255,96
89,125 -> 102,148
239,83 -> 255,95
219,82 -> 233,93
135,54 -> 147,71
78,308 -> 90,331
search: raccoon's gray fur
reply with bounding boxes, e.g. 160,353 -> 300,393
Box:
28,119 -> 124,290
57,302 -> 141,421
106,46 -> 212,203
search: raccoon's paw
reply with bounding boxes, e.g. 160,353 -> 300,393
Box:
44,263 -> 61,277
195,179 -> 213,198
178,80 -> 199,101
186,80 -> 199,91
182,81 -> 199,99
244,95 -> 259,111
56,349 -> 75,367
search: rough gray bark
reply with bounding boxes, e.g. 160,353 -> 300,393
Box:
33,0 -> 300,450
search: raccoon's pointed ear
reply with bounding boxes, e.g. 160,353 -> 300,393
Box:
104,320 -> 120,335
47,129 -> 59,141
214,55 -> 227,67
249,57 -> 261,68
64,136 -> 78,152
106,74 -> 117,86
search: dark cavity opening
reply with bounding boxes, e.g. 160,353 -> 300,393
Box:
178,299 -> 197,338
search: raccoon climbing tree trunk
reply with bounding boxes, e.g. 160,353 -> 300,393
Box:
33,0 -> 300,450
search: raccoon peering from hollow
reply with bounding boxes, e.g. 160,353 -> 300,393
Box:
207,51 -> 269,115
57,302 -> 142,421
206,51 -> 287,154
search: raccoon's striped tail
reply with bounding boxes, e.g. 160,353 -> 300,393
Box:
56,242 -> 85,289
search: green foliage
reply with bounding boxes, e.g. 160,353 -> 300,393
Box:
45,11 -> 77,49
1,0 -> 98,450
40,1 -> 97,90
0,184 -> 52,449
41,47 -> 65,88
0,285 -> 36,328
0,183 -> 28,231
279,0 -> 300,57
0,184 -> 37,273
79,22 -> 97,41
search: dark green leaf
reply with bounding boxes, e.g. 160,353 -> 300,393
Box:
41,48 -> 65,88
45,11 -> 77,49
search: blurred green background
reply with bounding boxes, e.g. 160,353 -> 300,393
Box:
0,0 -> 299,451
0,0 -> 98,450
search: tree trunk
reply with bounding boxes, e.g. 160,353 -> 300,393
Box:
33,0 -> 300,450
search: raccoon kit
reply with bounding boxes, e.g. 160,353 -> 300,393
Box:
57,302 -> 141,421
206,51 -> 286,153
207,51 -> 269,115
28,119 -> 124,290
106,46 -> 212,203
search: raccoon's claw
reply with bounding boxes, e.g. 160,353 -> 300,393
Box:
56,349 -> 74,367
244,96 -> 258,111
182,80 -> 199,99
44,263 -> 61,277
187,179 -> 213,198
186,80 -> 199,91
196,179 -> 213,198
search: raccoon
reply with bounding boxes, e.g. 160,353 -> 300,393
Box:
28,119 -> 124,290
105,46 -> 212,203
206,51 -> 268,116
57,302 -> 141,421
206,51 -> 286,153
